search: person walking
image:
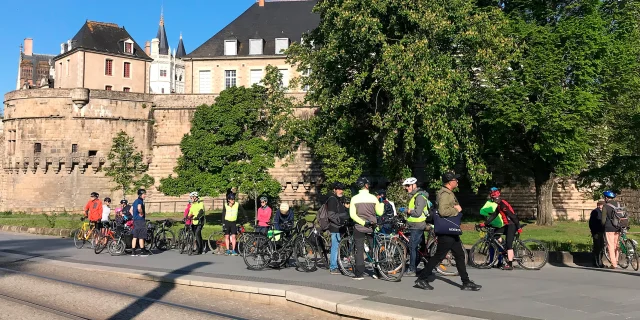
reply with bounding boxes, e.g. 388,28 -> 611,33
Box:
256,196 -> 272,234
349,177 -> 384,280
131,189 -> 149,256
402,177 -> 429,277
589,200 -> 605,268
414,172 -> 481,291
327,182 -> 348,275
601,191 -> 622,269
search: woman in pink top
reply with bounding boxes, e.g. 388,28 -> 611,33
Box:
256,196 -> 272,234
184,200 -> 192,226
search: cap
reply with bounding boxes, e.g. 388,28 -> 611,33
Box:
442,172 -> 461,183
332,182 -> 346,190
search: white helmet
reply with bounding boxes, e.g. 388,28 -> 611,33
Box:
189,191 -> 199,198
402,177 -> 417,186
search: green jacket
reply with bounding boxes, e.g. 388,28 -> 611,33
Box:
436,187 -> 460,217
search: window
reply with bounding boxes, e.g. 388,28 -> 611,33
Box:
123,62 -> 131,78
160,69 -> 167,77
161,88 -> 165,93
249,39 -> 263,55
275,38 -> 289,54
105,59 -> 113,76
66,59 -> 70,76
302,68 -> 311,92
123,87 -> 130,92
225,70 -> 237,89
105,85 -> 112,91
88,150 -> 97,157
279,68 -> 289,87
125,42 -> 132,54
20,63 -> 33,80
34,143 -> 41,154
71,144 -> 78,153
250,69 -> 263,86
224,40 -> 237,56
199,70 -> 211,93
8,130 -> 16,155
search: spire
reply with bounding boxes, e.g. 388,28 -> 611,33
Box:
176,32 -> 186,58
156,7 -> 169,55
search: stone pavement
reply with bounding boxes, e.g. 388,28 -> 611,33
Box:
0,231 -> 638,320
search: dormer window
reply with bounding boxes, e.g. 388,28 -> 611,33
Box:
224,40 -> 237,56
275,38 -> 289,54
249,39 -> 263,55
123,39 -> 134,54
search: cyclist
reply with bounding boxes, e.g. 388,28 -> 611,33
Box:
188,192 -> 205,255
183,197 -> 193,227
131,189 -> 149,257
403,177 -> 430,277
222,193 -> 239,255
328,182 -> 348,275
256,196 -> 272,234
375,189 -> 396,235
601,190 -> 622,269
274,202 -> 294,231
101,197 -> 112,223
349,177 -> 384,280
479,187 -> 521,270
83,192 -> 103,231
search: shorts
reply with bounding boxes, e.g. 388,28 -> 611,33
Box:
223,221 -> 238,235
132,220 -> 148,239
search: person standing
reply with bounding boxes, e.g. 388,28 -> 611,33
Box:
222,194 -> 239,256
188,192 -> 205,255
101,197 -> 112,223
327,182 -> 348,275
601,191 -> 621,269
349,177 -> 384,280
256,196 -> 272,234
402,177 -> 429,277
375,189 -> 396,235
589,200 -> 605,268
83,192 -> 103,230
414,172 -> 481,291
131,189 -> 149,256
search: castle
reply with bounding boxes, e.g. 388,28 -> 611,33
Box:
3,0 -> 632,217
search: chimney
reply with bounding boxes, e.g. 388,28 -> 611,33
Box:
24,38 -> 33,56
60,43 -> 65,54
259,0 -> 264,7
151,38 -> 160,56
67,39 -> 72,51
145,41 -> 151,56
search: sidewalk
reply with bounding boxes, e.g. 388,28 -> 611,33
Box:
0,231 -> 638,320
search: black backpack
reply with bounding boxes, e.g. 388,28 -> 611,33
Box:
317,199 -> 331,231
607,203 -> 629,229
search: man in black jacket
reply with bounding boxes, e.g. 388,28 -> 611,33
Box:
589,201 -> 605,268
327,182 -> 348,275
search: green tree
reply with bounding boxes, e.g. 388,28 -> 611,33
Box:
160,67 -> 299,221
480,0 -> 640,225
104,131 -> 155,198
288,0 -> 512,190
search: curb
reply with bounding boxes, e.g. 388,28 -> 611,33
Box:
0,224 -> 74,238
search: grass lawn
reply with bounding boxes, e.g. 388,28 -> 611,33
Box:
0,211 -> 636,252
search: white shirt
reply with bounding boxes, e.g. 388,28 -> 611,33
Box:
102,205 -> 111,222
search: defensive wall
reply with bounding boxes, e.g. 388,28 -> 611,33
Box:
1,88 -> 618,219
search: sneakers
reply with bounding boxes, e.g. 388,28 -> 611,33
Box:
139,250 -> 150,257
131,250 -> 139,257
353,276 -> 365,280
371,273 -> 379,280
405,270 -> 417,277
330,269 -> 341,275
501,263 -> 513,271
225,250 -> 231,256
461,280 -> 482,291
414,279 -> 434,290
231,250 -> 239,256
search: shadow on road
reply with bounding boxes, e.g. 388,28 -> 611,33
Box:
107,261 -> 211,320
549,262 -> 640,277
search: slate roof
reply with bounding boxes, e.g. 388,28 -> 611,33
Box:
20,52 -> 55,85
55,20 -> 152,61
186,0 -> 319,59
157,17 -> 169,55
176,35 -> 187,58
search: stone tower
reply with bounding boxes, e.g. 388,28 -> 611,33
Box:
149,9 -> 185,94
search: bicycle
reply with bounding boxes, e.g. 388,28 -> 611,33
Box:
177,220 -> 196,255
337,222 -> 406,282
153,219 -> 176,251
243,213 -> 309,270
73,217 -> 98,249
207,223 -> 247,255
604,227 -> 639,271
470,224 -> 548,270
107,223 -> 130,256
94,221 -> 117,254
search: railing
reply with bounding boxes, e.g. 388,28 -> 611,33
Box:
144,200 -> 223,214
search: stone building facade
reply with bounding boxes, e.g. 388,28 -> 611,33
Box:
147,12 -> 187,94
16,38 -> 55,90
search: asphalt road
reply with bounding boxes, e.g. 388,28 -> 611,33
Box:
0,231 -> 639,320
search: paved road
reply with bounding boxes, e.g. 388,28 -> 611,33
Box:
0,231 -> 638,320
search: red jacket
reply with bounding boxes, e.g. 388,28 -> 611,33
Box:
84,199 -> 103,222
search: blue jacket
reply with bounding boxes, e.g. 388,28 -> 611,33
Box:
274,209 -> 294,230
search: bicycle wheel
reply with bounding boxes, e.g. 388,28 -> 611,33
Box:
469,239 -> 495,269
73,229 -> 85,249
108,238 -> 126,256
186,232 -> 195,256
94,233 -> 107,254
155,230 -> 175,251
515,239 -> 548,270
207,231 -> 225,253
178,230 -> 189,254
626,240 -> 639,271
243,234 -> 272,270
337,236 -> 355,277
375,237 -> 405,282
236,233 -> 248,255
294,237 -> 318,272
314,233 -> 330,270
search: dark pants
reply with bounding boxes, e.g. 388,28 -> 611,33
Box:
409,229 -> 424,272
418,234 -> 469,283
592,232 -> 604,267
192,224 -> 203,254
354,229 -> 372,277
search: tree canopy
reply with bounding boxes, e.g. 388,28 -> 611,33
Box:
104,131 -> 154,198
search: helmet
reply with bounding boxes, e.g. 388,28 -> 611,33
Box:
603,190 -> 616,199
189,191 -> 199,198
137,189 -> 146,196
376,189 -> 386,196
402,177 -> 417,186
104,197 -> 111,203
227,193 -> 236,200
490,187 -> 499,192
90,192 -> 99,198
356,177 -> 370,189
332,182 -> 346,190
259,196 -> 268,202
280,203 -> 290,212
120,199 -> 128,205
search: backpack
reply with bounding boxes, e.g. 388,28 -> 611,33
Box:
607,203 -> 629,229
317,198 -> 331,231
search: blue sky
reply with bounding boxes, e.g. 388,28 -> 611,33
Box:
0,0 -> 256,95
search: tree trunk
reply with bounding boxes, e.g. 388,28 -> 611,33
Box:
534,171 -> 555,226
